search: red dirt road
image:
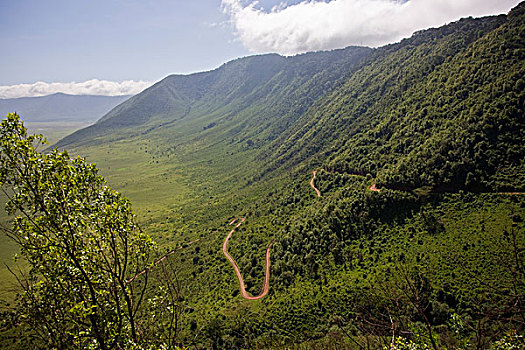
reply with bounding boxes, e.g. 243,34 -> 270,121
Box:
311,169 -> 381,194
310,170 -> 321,197
368,182 -> 381,192
223,218 -> 273,300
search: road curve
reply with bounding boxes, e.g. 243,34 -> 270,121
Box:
368,182 -> 381,192
223,218 -> 273,300
310,170 -> 321,197
313,168 -> 381,194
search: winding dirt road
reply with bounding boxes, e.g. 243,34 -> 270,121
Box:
223,218 -> 273,300
368,182 -> 381,192
311,169 -> 381,195
310,170 -> 321,197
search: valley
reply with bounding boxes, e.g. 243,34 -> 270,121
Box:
1,3 -> 524,349
0,93 -> 131,146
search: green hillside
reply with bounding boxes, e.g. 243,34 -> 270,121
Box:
55,46 -> 372,148
268,12 -> 524,193
1,3 -> 524,349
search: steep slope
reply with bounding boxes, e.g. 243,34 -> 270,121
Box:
0,93 -> 131,123
55,47 -> 372,148
24,4 -> 525,349
269,11 -> 523,192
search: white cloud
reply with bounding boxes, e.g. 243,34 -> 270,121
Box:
222,0 -> 521,55
0,79 -> 152,99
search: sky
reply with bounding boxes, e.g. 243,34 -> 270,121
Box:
0,0 -> 520,98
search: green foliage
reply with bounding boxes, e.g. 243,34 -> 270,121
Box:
1,3 -> 524,349
0,114 -> 159,348
491,330 -> 524,350
387,336 -> 432,350
55,46 -> 372,149
272,10 -> 524,193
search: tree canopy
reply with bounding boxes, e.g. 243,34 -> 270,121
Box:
0,113 -> 158,349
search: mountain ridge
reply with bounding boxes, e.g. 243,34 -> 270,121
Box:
2,3 -> 524,348
53,9 -> 523,194
54,47 -> 373,148
0,93 -> 131,123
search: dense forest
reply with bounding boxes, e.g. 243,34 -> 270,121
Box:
1,2 -> 524,349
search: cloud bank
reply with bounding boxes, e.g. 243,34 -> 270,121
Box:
222,0 -> 520,55
0,80 -> 152,99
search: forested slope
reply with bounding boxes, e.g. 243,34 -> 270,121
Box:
56,7 -> 524,195
3,3 -> 523,349
269,10 -> 524,192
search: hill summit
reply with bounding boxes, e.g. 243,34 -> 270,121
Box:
57,4 -> 523,193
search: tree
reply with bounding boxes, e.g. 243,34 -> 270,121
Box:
0,113 -> 156,349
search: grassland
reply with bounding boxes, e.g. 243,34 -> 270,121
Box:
1,4 -> 524,347
24,121 -> 94,146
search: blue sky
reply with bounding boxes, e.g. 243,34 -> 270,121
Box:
0,0 -> 520,97
0,0 -> 249,85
